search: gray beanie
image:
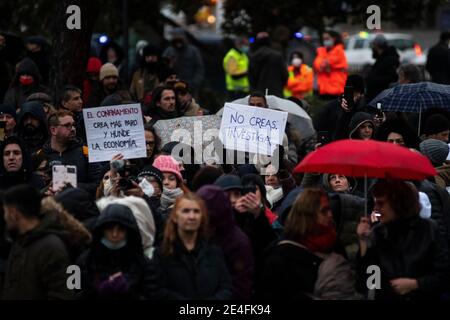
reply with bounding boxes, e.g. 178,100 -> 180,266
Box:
419,139 -> 449,167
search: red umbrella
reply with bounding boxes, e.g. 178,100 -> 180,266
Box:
294,139 -> 436,180
294,139 -> 436,215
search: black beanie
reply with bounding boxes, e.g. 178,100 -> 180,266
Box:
424,114 -> 450,136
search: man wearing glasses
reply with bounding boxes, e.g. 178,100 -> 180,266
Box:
38,110 -> 102,194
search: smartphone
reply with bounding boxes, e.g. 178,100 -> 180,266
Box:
242,183 -> 257,195
52,165 -> 77,190
375,103 -> 384,119
344,86 -> 354,110
0,121 -> 5,141
318,131 -> 330,145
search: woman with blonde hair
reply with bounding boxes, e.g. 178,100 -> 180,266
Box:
150,192 -> 232,300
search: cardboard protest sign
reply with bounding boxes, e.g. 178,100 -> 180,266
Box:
83,104 -> 146,163
219,103 -> 288,155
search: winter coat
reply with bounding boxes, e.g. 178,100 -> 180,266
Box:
314,97 -> 370,142
197,185 -> 254,300
365,46 -> 400,101
150,239 -> 233,300
329,193 -> 365,262
38,138 -> 102,194
2,197 -> 91,300
259,237 -> 323,300
77,203 -> 154,300
435,164 -> 450,190
3,58 -> 48,110
357,217 -> 450,300
249,46 -> 288,97
16,100 -> 49,154
234,206 -> 278,284
415,180 -> 450,247
285,64 -> 313,99
426,41 -> 450,85
55,187 -> 100,232
313,44 -> 348,96
162,44 -> 205,95
129,69 -> 160,102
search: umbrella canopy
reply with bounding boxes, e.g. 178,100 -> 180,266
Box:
153,115 -> 221,151
294,139 -> 436,181
368,82 -> 450,113
216,95 -> 316,139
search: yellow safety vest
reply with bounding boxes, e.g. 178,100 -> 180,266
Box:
223,48 -> 250,92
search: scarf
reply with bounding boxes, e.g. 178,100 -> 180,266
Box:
300,223 -> 337,254
160,187 -> 183,210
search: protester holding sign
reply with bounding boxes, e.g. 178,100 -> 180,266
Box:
39,110 -> 102,194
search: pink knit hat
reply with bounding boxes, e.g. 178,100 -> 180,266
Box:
152,155 -> 183,182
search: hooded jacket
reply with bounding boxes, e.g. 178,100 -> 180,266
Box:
197,185 -> 254,300
2,197 -> 91,300
16,100 -> 48,154
96,196 -> 156,258
77,203 -> 154,300
348,112 -> 375,140
0,136 -> 45,190
249,45 -> 289,97
3,58 -> 48,109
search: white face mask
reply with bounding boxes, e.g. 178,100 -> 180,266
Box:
103,178 -> 114,197
139,178 -> 155,197
292,57 -> 302,67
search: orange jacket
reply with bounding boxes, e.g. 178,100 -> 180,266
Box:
313,44 -> 348,96
285,64 -> 313,99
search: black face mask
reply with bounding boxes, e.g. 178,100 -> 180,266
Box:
372,48 -> 380,59
23,123 -> 39,136
144,61 -> 158,72
172,40 -> 185,50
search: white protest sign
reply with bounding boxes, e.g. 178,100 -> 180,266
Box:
83,104 -> 146,163
219,103 -> 288,155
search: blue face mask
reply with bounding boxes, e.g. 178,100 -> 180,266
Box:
323,39 -> 334,48
240,46 -> 250,54
101,237 -> 127,250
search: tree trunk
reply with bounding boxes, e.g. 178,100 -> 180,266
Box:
50,0 -> 100,106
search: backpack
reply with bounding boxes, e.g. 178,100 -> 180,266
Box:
278,240 -> 363,300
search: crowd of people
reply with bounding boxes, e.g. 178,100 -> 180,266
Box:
0,27 -> 450,300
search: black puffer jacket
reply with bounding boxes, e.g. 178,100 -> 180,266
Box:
365,46 -> 400,101
150,239 -> 233,300
39,138 -> 102,194
357,217 -> 450,300
77,203 -> 154,300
